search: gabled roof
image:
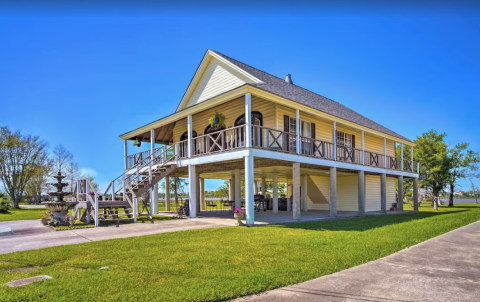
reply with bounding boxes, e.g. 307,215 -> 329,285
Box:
209,50 -> 411,142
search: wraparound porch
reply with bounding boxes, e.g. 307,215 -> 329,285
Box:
154,147 -> 419,226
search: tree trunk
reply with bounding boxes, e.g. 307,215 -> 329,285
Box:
449,183 -> 454,207
433,195 -> 438,211
468,179 -> 478,204
11,194 -> 21,209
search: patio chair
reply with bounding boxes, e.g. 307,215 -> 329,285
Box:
254,194 -> 267,212
206,200 -> 218,212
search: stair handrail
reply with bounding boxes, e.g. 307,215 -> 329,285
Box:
103,145 -> 173,196
104,145 -> 177,197
123,145 -> 177,190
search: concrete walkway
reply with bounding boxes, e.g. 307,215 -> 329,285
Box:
0,218 -> 235,255
237,220 -> 480,302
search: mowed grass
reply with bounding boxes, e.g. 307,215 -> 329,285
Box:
1,204 -> 479,302
0,208 -> 45,222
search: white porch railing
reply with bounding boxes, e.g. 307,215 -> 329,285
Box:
171,125 -> 420,173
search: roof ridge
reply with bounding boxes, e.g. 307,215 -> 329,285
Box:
210,49 -> 411,142
211,49 -> 348,107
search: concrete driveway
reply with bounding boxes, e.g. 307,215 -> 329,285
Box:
0,218 -> 235,255
237,221 -> 480,302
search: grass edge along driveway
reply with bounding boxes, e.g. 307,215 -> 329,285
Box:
1,204 -> 479,302
0,208 -> 46,222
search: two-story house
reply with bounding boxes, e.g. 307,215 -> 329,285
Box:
107,49 -> 419,226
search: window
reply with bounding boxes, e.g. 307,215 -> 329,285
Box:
234,112 -> 263,147
336,130 -> 353,147
301,121 -> 311,137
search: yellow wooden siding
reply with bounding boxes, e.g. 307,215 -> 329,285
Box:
337,176 -> 358,211
364,133 -> 383,154
386,177 -> 396,207
306,175 -> 330,210
275,105 -> 333,145
386,139 -> 395,157
185,59 -> 251,108
173,96 -> 276,143
365,175 -> 381,212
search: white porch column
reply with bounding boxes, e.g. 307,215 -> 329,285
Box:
400,143 -> 404,170
273,173 -> 278,213
261,177 -> 266,195
245,93 -> 252,148
229,179 -> 234,201
302,175 -> 308,212
292,162 -> 301,220
358,171 -> 365,216
133,197 -> 138,223
150,129 -> 155,160
411,146 -> 414,171
361,130 -> 365,165
165,176 -> 171,211
380,173 -> 387,213
413,177 -> 419,212
245,155 -> 255,226
330,167 -> 337,217
188,165 -> 197,218
195,172 -> 200,214
124,140 -> 128,169
234,168 -> 241,209
332,122 -> 337,160
398,176 -> 404,212
187,115 -> 193,158
383,138 -> 387,168
296,109 -> 300,154
152,183 -> 158,214
123,140 -> 127,201
150,129 -> 156,216
200,178 -> 205,211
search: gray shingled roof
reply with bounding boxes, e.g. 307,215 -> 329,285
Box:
211,50 -> 411,142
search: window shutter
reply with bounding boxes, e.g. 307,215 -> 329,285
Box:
352,135 -> 356,148
284,115 -> 290,132
311,123 -> 316,139
284,115 -> 290,151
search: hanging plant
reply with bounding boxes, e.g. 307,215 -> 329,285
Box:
133,138 -> 141,147
208,111 -> 226,128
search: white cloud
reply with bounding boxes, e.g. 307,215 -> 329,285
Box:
80,167 -> 97,177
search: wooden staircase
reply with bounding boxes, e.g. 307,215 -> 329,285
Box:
76,145 -> 177,226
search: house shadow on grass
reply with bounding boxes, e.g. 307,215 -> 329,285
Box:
281,210 -> 470,232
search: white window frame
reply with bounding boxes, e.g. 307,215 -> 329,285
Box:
337,130 -> 353,147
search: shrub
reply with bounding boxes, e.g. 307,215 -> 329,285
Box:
0,198 -> 11,214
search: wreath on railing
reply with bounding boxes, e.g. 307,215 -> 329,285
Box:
208,111 -> 226,128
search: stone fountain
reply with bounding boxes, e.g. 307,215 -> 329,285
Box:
42,171 -> 78,226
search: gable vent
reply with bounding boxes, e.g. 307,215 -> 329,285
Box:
285,74 -> 293,84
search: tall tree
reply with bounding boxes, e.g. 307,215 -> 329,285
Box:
446,144 -> 479,206
24,159 -> 52,204
52,144 -> 73,174
65,162 -> 82,194
0,126 -> 50,208
161,177 -> 188,203
215,180 -> 229,198
414,130 -> 450,211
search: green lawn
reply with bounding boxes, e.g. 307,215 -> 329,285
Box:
1,204 -> 479,302
0,208 -> 46,222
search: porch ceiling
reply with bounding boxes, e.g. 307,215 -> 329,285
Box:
170,157 -> 366,180
127,122 -> 175,145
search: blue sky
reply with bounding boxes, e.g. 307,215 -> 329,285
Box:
1,5 -> 479,192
